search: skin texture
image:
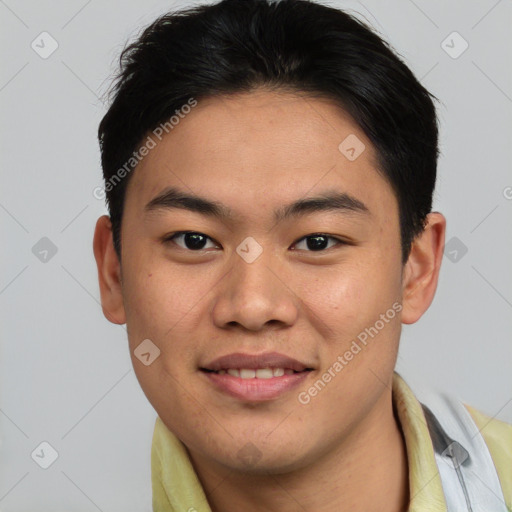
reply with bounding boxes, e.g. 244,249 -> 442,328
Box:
94,89 -> 446,512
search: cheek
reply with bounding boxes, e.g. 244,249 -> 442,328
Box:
297,255 -> 400,341
121,267 -> 202,416
122,260 -> 201,339
121,257 -> 214,387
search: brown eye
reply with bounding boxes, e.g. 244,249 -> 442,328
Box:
292,234 -> 344,252
164,231 -> 219,251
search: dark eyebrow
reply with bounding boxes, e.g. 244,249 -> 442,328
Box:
274,190 -> 369,222
144,186 -> 370,223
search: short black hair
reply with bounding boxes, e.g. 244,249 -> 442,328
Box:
98,0 -> 439,263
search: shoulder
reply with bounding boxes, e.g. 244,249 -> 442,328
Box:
464,403 -> 512,511
393,373 -> 512,511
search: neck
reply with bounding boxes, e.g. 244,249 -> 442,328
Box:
189,389 -> 409,512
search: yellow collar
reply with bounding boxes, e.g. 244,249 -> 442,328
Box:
151,372 -> 447,511
392,372 -> 447,511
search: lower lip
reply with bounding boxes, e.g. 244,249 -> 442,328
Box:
202,371 -> 312,401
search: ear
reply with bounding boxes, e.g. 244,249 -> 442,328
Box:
93,215 -> 126,325
401,212 -> 446,324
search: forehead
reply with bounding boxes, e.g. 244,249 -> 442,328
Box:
125,89 -> 396,223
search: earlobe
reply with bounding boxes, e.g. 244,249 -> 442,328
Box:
93,215 -> 126,325
401,212 -> 446,324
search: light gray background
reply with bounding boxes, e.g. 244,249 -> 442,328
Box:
1,0 -> 511,510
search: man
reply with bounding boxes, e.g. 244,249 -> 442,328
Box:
93,0 -> 512,510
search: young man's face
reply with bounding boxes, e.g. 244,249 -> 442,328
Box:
95,89 -> 437,474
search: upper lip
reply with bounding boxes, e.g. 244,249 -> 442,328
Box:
201,351 -> 313,372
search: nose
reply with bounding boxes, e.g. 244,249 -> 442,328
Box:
211,246 -> 299,332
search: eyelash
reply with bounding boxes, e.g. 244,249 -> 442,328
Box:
162,231 -> 347,252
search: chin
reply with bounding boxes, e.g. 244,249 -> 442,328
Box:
209,434 -> 314,476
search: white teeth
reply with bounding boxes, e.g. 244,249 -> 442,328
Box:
218,368 -> 295,378
255,368 -> 274,379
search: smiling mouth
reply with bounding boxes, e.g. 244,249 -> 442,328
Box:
199,351 -> 315,400
200,367 -> 313,378
199,365 -> 314,402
